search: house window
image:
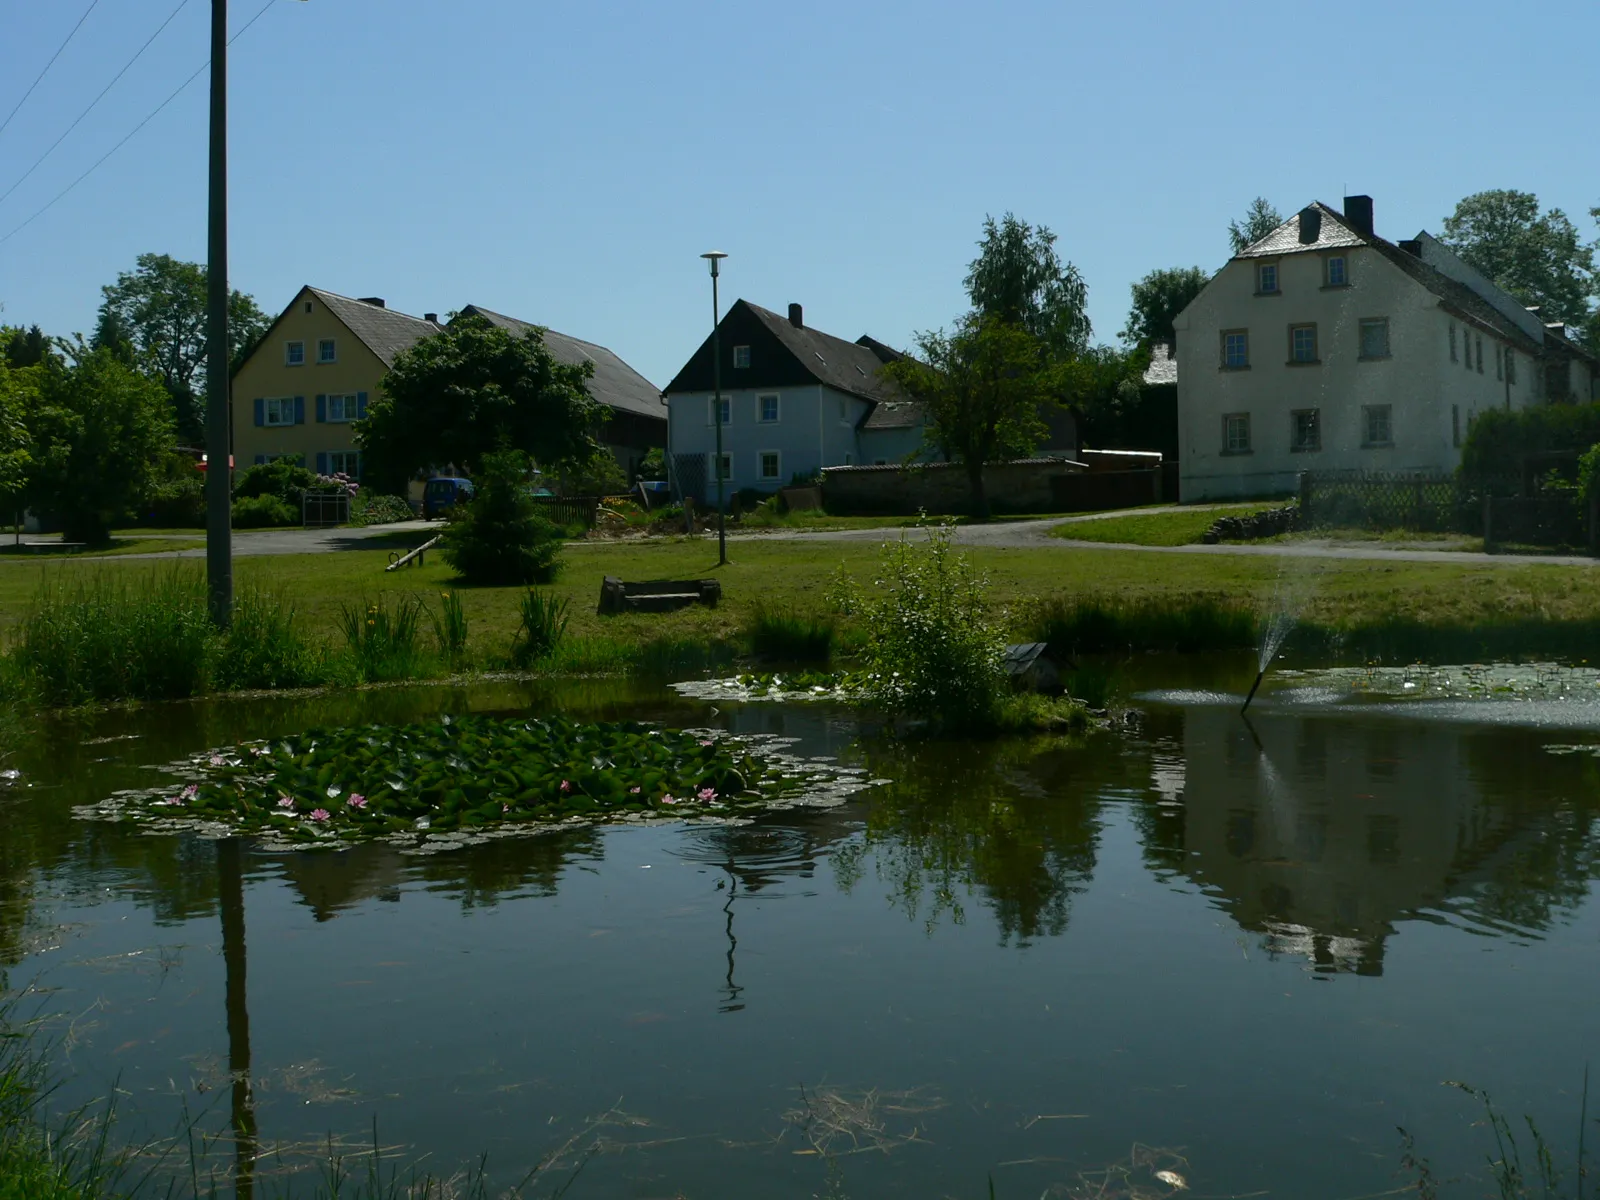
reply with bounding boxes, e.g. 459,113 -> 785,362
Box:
1475,335 -> 1484,373
328,450 -> 360,478
1496,346 -> 1504,380
1290,409 -> 1320,452
1289,323 -> 1318,363
1221,330 -> 1249,369
709,395 -> 730,425
716,453 -> 732,481
318,339 -> 337,364
1358,318 -> 1390,360
758,393 -> 780,423
285,341 -> 305,366
733,345 -> 751,369
1325,255 -> 1348,287
759,451 -> 781,481
1506,349 -> 1517,384
1452,404 -> 1461,448
1223,412 -> 1251,454
1449,323 -> 1457,362
326,393 -> 359,422
264,397 -> 296,427
1361,404 -> 1393,447
1257,263 -> 1279,294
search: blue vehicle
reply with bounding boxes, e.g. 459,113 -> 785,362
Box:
422,476 -> 475,519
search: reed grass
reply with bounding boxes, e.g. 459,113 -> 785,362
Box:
1025,594 -> 1260,656
744,605 -> 836,663
337,596 -> 429,683
212,589 -> 328,691
430,591 -> 470,669
511,590 -> 570,667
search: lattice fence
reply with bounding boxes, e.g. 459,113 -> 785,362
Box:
1299,471 -> 1507,535
670,452 -> 707,505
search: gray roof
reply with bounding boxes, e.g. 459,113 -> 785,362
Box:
1235,203 -> 1366,258
457,305 -> 665,421
1143,342 -> 1178,386
308,288 -> 442,366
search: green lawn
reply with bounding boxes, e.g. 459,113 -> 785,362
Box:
1050,503 -> 1280,547
0,538 -> 202,559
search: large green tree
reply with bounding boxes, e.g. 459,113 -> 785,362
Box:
97,253 -> 269,441
359,314 -> 605,495
1228,197 -> 1283,255
1120,266 -> 1208,349
884,317 -> 1051,518
26,351 -> 174,544
1440,190 -> 1598,331
964,213 -> 1091,358
2,325 -> 53,369
0,361 -> 38,517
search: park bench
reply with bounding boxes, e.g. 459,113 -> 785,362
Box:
598,575 -> 721,615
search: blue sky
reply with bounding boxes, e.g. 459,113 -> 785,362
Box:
2,0 -> 1597,387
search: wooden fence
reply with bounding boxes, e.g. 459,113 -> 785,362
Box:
530,495 -> 603,529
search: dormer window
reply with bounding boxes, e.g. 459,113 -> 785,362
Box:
1257,263 -> 1279,294
1324,255 -> 1348,287
732,345 -> 750,369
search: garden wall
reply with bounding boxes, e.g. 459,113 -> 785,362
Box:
821,459 -> 1081,515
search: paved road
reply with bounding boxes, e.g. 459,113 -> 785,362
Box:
22,510 -> 1600,569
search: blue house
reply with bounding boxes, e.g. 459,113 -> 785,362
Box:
662,300 -> 926,502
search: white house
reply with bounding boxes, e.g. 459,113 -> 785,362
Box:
1174,195 -> 1600,501
662,301 -> 926,502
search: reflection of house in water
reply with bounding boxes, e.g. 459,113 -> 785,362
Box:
1145,707 -> 1590,975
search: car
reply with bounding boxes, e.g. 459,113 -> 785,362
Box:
422,476 -> 475,519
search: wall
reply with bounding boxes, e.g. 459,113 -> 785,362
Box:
667,384 -> 871,497
232,294 -> 386,476
822,459 -> 1074,515
1175,247 -> 1522,501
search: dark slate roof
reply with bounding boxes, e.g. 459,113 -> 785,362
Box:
308,288 -> 442,366
740,302 -> 908,405
1143,342 -> 1178,386
455,305 -> 665,422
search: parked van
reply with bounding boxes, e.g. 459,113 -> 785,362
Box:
422,476 -> 475,519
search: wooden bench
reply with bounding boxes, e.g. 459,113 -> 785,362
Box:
598,575 -> 721,615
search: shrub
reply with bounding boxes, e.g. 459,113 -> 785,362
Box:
337,595 -> 428,681
555,453 -> 629,497
233,459 -> 318,505
11,571 -> 213,705
211,590 -> 326,690
511,589 -> 569,667
231,494 -> 299,528
745,605 -> 835,663
832,522 -> 1008,728
441,450 -> 565,585
430,591 -> 470,668
638,447 -> 666,480
1459,403 -> 1600,489
350,491 -> 415,526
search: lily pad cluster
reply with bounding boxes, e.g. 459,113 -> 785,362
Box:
76,714 -> 875,850
674,672 -> 861,704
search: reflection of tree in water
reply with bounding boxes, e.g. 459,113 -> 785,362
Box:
843,735 -> 1130,945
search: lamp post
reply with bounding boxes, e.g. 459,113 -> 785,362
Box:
701,250 -> 728,566
205,0 -> 231,625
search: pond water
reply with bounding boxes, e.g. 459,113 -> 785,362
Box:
7,663 -> 1600,1197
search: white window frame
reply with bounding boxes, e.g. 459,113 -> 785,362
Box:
285,341 -> 305,367
708,395 -> 731,426
757,392 -> 780,423
732,345 -> 751,369
317,338 -> 337,364
1358,318 -> 1390,360
1325,255 -> 1348,287
264,397 -> 296,427
1361,404 -> 1394,448
1222,330 -> 1249,369
328,450 -> 361,477
1290,323 -> 1318,363
716,452 -> 732,481
326,393 -> 358,423
758,450 -> 782,481
1257,263 -> 1278,294
1290,408 -> 1320,453
1223,413 -> 1251,454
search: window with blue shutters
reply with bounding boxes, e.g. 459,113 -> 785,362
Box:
253,398 -> 265,427
316,394 -> 327,422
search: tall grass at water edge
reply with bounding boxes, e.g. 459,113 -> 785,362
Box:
337,596 -> 428,683
1024,595 -> 1260,656
744,605 -> 836,664
511,590 -> 570,667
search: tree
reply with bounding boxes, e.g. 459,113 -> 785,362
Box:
97,253 -> 269,441
964,213 -> 1091,359
1228,197 -> 1283,255
26,351 -> 174,544
90,308 -> 138,366
0,361 -> 38,517
3,325 -> 53,369
1120,266 -> 1208,349
440,450 -> 565,585
359,314 -> 605,495
1441,190 -> 1598,329
884,317 -> 1051,518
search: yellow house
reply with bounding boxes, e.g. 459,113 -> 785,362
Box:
231,287 -> 442,478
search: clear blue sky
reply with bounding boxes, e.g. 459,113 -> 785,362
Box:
2,0 -> 1597,387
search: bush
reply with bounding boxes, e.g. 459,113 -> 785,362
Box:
638,447 -> 666,480
231,494 -> 299,528
745,605 -> 835,663
555,453 -> 629,497
831,522 -> 1008,729
350,491 -> 415,526
441,450 -> 565,585
511,589 -> 569,667
1026,594 -> 1259,654
211,590 -> 326,690
134,452 -> 208,527
233,459 -> 318,505
1459,403 -> 1600,489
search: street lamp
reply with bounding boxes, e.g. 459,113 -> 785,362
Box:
701,250 -> 728,566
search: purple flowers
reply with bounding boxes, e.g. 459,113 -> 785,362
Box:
309,808 -> 331,823
347,794 -> 367,810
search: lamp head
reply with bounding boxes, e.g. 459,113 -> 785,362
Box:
700,250 -> 728,277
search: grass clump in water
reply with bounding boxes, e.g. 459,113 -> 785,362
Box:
745,605 -> 836,664
1025,594 -> 1259,655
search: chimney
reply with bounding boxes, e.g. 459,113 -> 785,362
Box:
358,296 -> 386,308
788,303 -> 803,329
1343,195 -> 1374,237
1298,206 -> 1322,244
424,312 -> 439,324
1398,238 -> 1422,257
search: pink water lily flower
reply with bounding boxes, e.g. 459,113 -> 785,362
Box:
697,787 -> 718,803
629,786 -> 641,795
208,755 -> 226,766
181,784 -> 198,799
309,808 -> 331,823
502,803 -> 510,814
347,794 -> 367,810
276,796 -> 295,809
660,794 -> 679,806
699,740 -> 714,747
559,779 -> 572,793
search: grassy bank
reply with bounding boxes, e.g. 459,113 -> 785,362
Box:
1049,503 -> 1279,547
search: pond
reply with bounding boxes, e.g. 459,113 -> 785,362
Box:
7,662 -> 1600,1197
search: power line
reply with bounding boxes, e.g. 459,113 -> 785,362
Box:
0,0 -> 103,143
0,0 -> 193,210
0,0 -> 281,250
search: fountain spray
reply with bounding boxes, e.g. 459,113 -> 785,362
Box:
1242,607 -> 1295,715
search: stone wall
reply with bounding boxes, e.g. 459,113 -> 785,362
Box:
1201,504 -> 1301,543
821,459 -> 1078,515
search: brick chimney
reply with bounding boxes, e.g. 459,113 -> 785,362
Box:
788,303 -> 803,329
424,312 -> 439,324
358,297 -> 386,308
1343,195 -> 1374,237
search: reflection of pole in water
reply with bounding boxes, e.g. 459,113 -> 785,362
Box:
217,839 -> 257,1199
720,864 -> 743,1014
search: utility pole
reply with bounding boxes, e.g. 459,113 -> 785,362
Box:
205,0 -> 232,625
